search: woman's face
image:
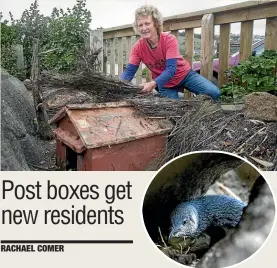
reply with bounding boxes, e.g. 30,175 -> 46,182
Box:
137,15 -> 158,39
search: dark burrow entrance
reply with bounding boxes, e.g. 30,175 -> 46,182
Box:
66,147 -> 78,170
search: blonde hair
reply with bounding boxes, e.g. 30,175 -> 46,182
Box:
133,5 -> 163,35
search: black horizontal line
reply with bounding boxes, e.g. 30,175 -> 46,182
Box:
1,240 -> 133,244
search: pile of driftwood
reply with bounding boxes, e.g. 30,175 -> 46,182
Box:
41,71 -> 277,171
135,99 -> 276,171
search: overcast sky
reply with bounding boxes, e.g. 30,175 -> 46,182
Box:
1,0 -> 266,35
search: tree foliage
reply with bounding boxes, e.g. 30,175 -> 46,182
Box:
42,0 -> 91,72
16,0 -> 50,77
0,12 -> 23,78
1,0 -> 92,78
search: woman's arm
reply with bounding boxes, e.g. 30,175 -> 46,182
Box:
140,58 -> 177,93
120,64 -> 139,82
154,58 -> 177,89
153,34 -> 179,90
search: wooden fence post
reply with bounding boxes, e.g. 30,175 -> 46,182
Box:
110,38 -> 115,76
135,36 -> 142,85
184,29 -> 194,67
31,38 -> 53,140
90,29 -> 104,71
219,23 -> 231,87
118,37 -> 124,77
103,39 -> 107,74
184,28 -> 194,99
201,13 -> 214,81
14,44 -> 25,72
265,17 -> 277,50
146,69 -> 152,82
240,21 -> 254,62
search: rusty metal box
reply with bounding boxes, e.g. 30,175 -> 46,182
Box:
49,101 -> 172,171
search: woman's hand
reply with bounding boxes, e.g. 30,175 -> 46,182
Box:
140,81 -> 157,93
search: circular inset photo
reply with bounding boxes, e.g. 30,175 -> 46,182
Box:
142,151 -> 275,268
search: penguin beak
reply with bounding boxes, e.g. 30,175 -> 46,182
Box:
168,230 -> 174,240
168,228 -> 186,243
168,228 -> 180,240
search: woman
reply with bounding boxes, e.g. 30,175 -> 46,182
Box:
120,5 -> 220,100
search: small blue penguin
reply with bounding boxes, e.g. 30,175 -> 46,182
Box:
169,195 -> 246,240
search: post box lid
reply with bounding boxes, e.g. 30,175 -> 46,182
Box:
50,101 -> 172,149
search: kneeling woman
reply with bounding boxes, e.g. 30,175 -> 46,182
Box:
120,5 -> 220,100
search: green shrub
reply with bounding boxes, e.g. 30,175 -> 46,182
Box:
1,0 -> 92,78
42,0 -> 91,72
0,15 -> 25,79
220,50 -> 277,102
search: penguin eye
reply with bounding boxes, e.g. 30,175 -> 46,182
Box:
183,220 -> 187,225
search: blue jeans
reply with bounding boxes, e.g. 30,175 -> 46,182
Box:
157,70 -> 220,100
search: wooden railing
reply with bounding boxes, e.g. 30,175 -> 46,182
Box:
101,0 -> 277,90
